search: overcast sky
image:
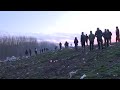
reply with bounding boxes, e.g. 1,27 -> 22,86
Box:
0,11 -> 120,46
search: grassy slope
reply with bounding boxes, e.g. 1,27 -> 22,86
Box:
0,43 -> 120,79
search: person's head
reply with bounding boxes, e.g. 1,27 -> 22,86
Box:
97,28 -> 99,31
116,26 -> 118,29
82,32 -> 84,35
105,29 -> 107,32
107,29 -> 109,32
75,37 -> 77,39
90,31 -> 92,34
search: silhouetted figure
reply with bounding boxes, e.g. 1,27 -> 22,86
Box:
35,48 -> 37,55
64,41 -> 69,48
109,30 -> 112,44
103,29 -> 107,47
55,46 -> 58,50
95,28 -> 103,49
116,26 -> 119,43
89,31 -> 95,51
29,49 -> 32,56
81,32 -> 86,51
85,34 -> 89,46
106,29 -> 110,47
25,50 -> 28,56
42,49 -> 43,53
74,37 -> 78,50
59,42 -> 62,50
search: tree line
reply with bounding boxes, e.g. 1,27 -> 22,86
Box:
0,35 -> 57,60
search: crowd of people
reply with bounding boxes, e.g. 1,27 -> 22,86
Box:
59,26 -> 120,51
25,26 -> 120,56
25,48 -> 49,56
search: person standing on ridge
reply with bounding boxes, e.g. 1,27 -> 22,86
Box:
59,42 -> 62,50
55,46 -> 58,50
95,28 -> 103,50
116,26 -> 119,43
106,29 -> 110,47
103,29 -> 107,47
89,31 -> 95,51
109,30 -> 112,45
85,34 -> 89,46
81,32 -> 86,51
64,41 -> 69,48
74,37 -> 79,51
25,49 -> 28,56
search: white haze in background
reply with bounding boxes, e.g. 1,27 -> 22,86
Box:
1,11 -> 120,46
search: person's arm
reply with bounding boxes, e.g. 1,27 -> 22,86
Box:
102,32 -> 104,36
95,31 -> 97,37
88,35 -> 90,40
116,30 -> 117,35
74,40 -> 75,43
81,35 -> 82,42
94,34 -> 95,39
100,30 -> 102,36
111,32 -> 112,35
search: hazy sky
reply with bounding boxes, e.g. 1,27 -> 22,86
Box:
0,11 -> 120,45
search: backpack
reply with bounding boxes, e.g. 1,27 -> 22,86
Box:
74,38 -> 78,44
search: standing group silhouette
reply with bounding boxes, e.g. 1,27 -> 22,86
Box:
25,26 -> 120,56
25,48 -> 49,56
59,26 -> 119,51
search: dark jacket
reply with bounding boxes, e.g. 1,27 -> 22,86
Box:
103,31 -> 107,39
81,35 -> 86,42
95,30 -> 103,40
74,38 -> 78,44
25,50 -> 28,55
65,42 -> 69,47
109,31 -> 112,38
116,29 -> 119,36
85,35 -> 89,41
89,33 -> 95,42
59,43 -> 62,46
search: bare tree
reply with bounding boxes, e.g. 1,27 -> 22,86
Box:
0,35 -> 57,60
